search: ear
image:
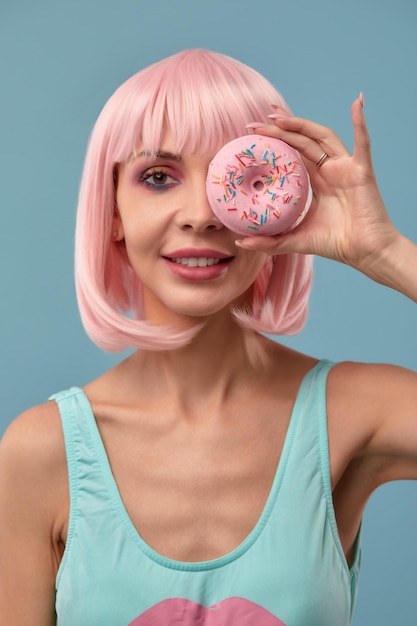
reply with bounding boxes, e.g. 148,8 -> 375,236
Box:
111,206 -> 124,242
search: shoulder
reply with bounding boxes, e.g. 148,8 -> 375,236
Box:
1,400 -> 64,463
327,360 -> 417,483
0,400 -> 67,512
327,360 -> 417,418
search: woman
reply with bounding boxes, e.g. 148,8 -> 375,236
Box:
0,49 -> 416,626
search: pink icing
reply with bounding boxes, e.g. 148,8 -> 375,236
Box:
206,135 -> 312,236
128,597 -> 286,625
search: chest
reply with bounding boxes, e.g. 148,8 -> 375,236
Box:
95,409 -> 289,562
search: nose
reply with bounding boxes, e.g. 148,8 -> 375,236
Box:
178,174 -> 223,232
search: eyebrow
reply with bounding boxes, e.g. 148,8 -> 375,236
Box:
130,150 -> 182,163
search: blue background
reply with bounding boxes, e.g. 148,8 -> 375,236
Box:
1,0 -> 416,623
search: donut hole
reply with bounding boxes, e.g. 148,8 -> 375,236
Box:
252,179 -> 265,192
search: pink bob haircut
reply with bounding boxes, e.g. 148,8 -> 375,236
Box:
75,49 -> 313,351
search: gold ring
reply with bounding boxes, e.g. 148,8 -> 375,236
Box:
315,152 -> 329,167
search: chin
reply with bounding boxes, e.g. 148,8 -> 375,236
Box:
143,282 -> 254,326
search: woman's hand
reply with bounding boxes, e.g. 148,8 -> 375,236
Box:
237,97 -> 417,301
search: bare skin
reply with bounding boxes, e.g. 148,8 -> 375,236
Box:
1,97 -> 417,624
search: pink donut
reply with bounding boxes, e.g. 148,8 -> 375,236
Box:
206,135 -> 312,236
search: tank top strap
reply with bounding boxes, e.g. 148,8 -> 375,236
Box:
49,386 -> 114,585
287,358 -> 335,461
49,386 -> 102,482
281,359 -> 339,532
280,359 -> 361,603
278,359 -> 335,475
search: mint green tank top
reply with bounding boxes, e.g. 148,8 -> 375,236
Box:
50,360 -> 361,626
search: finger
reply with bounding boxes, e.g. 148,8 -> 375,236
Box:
351,95 -> 372,167
235,229 -> 309,256
254,124 -> 338,166
268,115 -> 349,156
235,235 -> 290,255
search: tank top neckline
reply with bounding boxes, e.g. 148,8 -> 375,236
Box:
70,359 -> 327,572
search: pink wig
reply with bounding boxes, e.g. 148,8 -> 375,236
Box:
75,49 -> 313,351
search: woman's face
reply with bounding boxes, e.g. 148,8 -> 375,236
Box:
114,130 -> 267,327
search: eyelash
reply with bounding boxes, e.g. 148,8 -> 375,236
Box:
139,167 -> 179,190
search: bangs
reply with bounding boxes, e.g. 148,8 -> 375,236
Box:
106,50 -> 290,165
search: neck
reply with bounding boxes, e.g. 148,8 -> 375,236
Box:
122,312 -> 271,416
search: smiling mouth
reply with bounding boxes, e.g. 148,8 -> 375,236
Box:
170,257 -> 225,267
167,257 -> 232,267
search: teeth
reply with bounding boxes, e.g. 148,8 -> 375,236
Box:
172,257 -> 221,267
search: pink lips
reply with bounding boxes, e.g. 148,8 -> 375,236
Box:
162,248 -> 234,282
128,597 -> 287,625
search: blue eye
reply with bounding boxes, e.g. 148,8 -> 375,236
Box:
140,168 -> 178,190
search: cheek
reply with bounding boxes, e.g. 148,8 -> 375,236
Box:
118,227 -> 156,281
117,183 -> 169,233
237,252 -> 269,286
121,211 -> 164,255
119,203 -> 176,258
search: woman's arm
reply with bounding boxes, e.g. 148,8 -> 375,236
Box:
241,101 -> 417,486
363,233 -> 417,303
0,404 -> 66,625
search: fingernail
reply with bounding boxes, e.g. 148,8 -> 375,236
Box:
270,103 -> 288,111
235,239 -> 250,249
267,113 -> 288,120
245,122 -> 268,129
359,91 -> 364,108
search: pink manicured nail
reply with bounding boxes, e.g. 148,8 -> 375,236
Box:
359,91 -> 364,108
267,113 -> 288,120
235,239 -> 250,248
245,122 -> 268,129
